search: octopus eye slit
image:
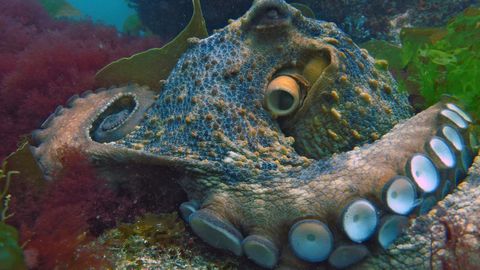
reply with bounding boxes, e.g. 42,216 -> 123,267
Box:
101,110 -> 130,131
246,3 -> 290,31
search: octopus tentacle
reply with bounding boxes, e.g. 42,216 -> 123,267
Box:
189,209 -> 245,256
357,153 -> 480,269
184,101 -> 476,269
29,84 -> 219,186
29,84 -> 158,179
26,1 -> 479,268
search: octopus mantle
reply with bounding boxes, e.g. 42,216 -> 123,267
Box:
30,0 -> 479,269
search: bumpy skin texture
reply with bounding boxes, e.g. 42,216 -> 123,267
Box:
30,0 -> 479,269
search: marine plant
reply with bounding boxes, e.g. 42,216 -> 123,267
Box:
127,0 -> 252,40
0,161 -> 26,270
410,7 -> 480,118
0,0 -> 162,161
363,7 -> 480,119
18,150 -> 123,269
38,0 -> 81,18
96,0 -> 208,88
4,141 -> 183,268
26,0 -> 480,268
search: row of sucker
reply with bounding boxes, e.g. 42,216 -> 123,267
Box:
178,102 -> 476,269
29,85 -> 157,180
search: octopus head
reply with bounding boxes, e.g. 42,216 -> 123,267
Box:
237,0 -> 412,159
117,0 -> 414,176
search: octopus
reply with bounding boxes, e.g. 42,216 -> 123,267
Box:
29,0 -> 480,269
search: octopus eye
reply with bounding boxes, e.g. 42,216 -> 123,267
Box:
257,6 -> 288,24
264,75 -> 301,117
91,95 -> 138,143
244,1 -> 291,32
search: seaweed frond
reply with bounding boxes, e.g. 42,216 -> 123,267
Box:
0,161 -> 19,222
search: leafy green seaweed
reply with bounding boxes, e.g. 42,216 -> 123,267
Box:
412,7 -> 480,118
0,161 -> 26,270
362,7 -> 480,120
39,0 -> 81,18
95,0 -> 208,89
361,40 -> 403,71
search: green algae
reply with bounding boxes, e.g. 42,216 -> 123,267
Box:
39,0 -> 81,18
89,212 -> 255,269
0,223 -> 26,270
116,213 -> 185,246
411,7 -> 480,118
361,40 -> 403,71
362,7 -> 480,119
0,161 -> 26,270
95,0 -> 208,89
399,27 -> 448,68
123,14 -> 145,36
0,141 -> 48,270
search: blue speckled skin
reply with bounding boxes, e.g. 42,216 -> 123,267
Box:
29,0 -> 479,269
119,0 -> 412,187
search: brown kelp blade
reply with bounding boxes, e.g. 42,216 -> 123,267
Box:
95,0 -> 208,89
4,140 -> 47,189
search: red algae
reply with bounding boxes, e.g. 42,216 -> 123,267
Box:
14,150 -> 135,269
0,0 -> 162,160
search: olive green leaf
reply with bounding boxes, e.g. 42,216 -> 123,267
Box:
95,0 -> 208,89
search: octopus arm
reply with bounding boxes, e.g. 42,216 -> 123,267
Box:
181,101 -> 479,269
29,85 -> 216,183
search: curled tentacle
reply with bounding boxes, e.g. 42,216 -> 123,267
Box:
29,84 -> 157,179
183,101 -> 477,269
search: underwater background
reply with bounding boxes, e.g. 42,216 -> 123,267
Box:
0,0 -> 479,269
